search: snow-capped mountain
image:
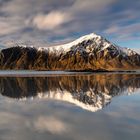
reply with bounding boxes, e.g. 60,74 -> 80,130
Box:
0,33 -> 140,70
46,33 -> 137,56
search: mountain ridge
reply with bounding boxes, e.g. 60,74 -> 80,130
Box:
0,33 -> 140,71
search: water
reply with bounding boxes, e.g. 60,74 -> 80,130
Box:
0,71 -> 140,140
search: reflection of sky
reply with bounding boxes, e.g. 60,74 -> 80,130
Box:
0,0 -> 140,52
0,92 -> 140,140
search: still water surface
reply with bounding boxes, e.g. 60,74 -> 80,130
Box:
0,71 -> 140,140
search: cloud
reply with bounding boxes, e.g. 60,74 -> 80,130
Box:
104,26 -> 120,34
33,11 -> 72,30
105,23 -> 140,35
69,0 -> 116,13
103,22 -> 140,41
0,0 -> 139,49
0,17 -> 25,36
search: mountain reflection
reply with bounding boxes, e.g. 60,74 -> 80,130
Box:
0,74 -> 140,112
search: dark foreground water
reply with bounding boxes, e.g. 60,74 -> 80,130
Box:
0,71 -> 140,140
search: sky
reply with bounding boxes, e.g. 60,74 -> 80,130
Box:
0,0 -> 140,52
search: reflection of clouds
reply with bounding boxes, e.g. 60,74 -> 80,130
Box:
0,92 -> 140,140
0,112 -> 23,126
0,110 -> 70,139
0,112 -> 30,140
34,116 -> 69,134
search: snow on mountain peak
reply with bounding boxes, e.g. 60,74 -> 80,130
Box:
16,32 -> 138,57
73,32 -> 101,42
46,33 -> 103,52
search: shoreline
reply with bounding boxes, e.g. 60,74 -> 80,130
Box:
0,70 -> 139,77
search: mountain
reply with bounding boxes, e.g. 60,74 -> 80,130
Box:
0,33 -> 140,70
1,74 -> 140,112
